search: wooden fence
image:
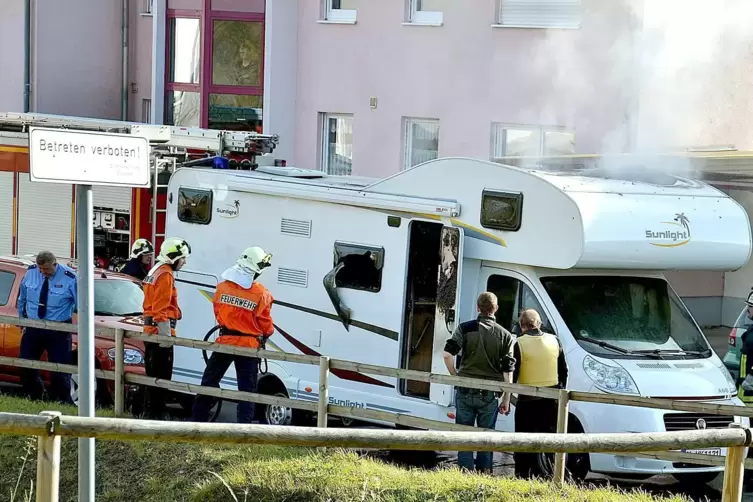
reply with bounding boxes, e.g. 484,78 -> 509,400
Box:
0,315 -> 752,500
3,411 -> 752,502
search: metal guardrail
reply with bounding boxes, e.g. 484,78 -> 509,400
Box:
0,314 -> 751,494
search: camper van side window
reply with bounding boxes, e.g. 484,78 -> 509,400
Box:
333,242 -> 384,293
481,190 -> 523,232
177,187 -> 213,225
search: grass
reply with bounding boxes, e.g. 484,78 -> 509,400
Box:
0,395 -> 688,502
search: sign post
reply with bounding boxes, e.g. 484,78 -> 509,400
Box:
29,127 -> 150,502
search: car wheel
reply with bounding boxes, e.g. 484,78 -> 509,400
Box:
70,373 -> 96,408
262,392 -> 293,426
178,393 -> 223,422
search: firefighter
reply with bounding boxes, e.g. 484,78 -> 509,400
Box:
193,247 -> 275,424
138,237 -> 191,419
118,239 -> 154,281
513,309 -> 568,479
737,291 -> 753,403
192,246 -> 274,424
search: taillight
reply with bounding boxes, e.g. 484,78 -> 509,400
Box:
729,331 -> 737,346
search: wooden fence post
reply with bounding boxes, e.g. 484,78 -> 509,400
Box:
36,411 -> 62,502
552,389 -> 570,486
317,356 -> 330,429
114,329 -> 125,417
722,423 -> 747,502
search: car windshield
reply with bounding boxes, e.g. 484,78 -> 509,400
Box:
734,307 -> 753,330
540,275 -> 710,359
94,279 -> 144,316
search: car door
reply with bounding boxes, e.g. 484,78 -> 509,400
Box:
0,268 -> 21,377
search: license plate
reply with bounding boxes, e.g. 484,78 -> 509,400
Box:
681,448 -> 723,456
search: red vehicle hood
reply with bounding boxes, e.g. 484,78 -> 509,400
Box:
95,315 -> 146,351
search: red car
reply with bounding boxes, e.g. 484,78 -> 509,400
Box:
0,255 -> 146,405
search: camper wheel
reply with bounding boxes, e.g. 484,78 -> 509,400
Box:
256,375 -> 294,426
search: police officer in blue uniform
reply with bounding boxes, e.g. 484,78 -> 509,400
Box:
17,251 -> 78,404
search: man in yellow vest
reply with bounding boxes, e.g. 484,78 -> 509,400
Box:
513,308 -> 568,479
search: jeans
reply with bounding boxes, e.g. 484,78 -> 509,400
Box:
19,327 -> 73,404
193,352 -> 259,423
455,388 -> 499,472
140,343 -> 174,419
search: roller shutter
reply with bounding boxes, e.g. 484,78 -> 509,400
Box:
93,186 -> 132,213
499,0 -> 581,29
17,174 -> 72,258
0,172 -> 12,255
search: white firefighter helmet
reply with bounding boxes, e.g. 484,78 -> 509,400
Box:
130,238 -> 154,259
158,237 -> 191,264
238,246 -> 272,274
747,289 -> 753,307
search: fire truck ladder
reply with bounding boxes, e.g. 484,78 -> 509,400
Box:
151,157 -> 177,253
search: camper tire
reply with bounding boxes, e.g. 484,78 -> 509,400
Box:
256,376 -> 294,426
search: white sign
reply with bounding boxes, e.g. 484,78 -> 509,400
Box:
29,127 -> 150,187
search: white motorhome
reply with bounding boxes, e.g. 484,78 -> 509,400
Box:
166,157 -> 751,483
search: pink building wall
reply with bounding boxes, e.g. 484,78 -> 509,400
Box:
33,0 -> 123,119
292,0 -> 642,176
0,0 -> 25,113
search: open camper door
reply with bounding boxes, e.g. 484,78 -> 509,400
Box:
429,226 -> 464,406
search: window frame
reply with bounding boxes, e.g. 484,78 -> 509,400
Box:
165,8 -> 265,130
485,271 -> 555,334
0,270 -> 16,307
407,0 -> 443,25
333,241 -> 385,293
320,113 -> 354,175
480,189 -> 523,232
496,0 -> 582,30
323,0 -> 357,23
490,123 -> 575,160
403,117 -> 440,170
177,187 -> 214,225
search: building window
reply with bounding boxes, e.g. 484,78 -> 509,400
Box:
498,0 -> 581,29
403,118 -> 439,169
323,0 -> 357,22
166,91 -> 201,128
491,124 -> 575,161
141,0 -> 153,15
408,0 -> 443,25
178,187 -> 213,225
166,15 -> 201,127
141,99 -> 152,124
168,18 -> 201,84
212,20 -> 263,88
208,94 -> 262,132
321,114 -> 354,176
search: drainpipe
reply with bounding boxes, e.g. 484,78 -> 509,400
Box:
121,0 -> 129,121
23,0 -> 31,112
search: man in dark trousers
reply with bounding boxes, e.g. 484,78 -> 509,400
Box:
442,292 -> 515,473
513,308 -> 568,479
17,251 -> 78,404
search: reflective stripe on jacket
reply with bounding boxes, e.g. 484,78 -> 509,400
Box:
213,280 -> 274,349
142,263 -> 180,336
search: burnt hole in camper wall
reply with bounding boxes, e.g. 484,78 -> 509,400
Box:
333,242 -> 384,292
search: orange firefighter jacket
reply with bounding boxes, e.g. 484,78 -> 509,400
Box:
142,263 -> 181,336
213,280 -> 274,349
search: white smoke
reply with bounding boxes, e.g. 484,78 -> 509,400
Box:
523,0 -> 753,176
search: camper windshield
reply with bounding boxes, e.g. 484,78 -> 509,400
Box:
540,276 -> 711,359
